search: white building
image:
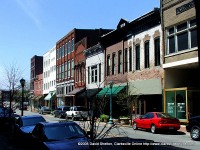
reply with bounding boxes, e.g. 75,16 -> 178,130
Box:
84,43 -> 105,99
43,46 -> 56,109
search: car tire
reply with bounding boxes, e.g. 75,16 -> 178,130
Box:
59,114 -> 62,118
151,124 -> 156,134
191,125 -> 200,141
72,114 -> 74,121
133,122 -> 137,130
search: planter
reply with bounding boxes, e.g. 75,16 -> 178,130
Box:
119,118 -> 130,125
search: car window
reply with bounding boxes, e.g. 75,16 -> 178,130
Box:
32,124 -> 44,138
76,107 -> 87,111
63,107 -> 70,111
147,113 -> 154,119
22,117 -> 46,126
156,113 -> 174,119
44,124 -> 85,140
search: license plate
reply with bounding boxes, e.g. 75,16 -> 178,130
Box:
169,127 -> 174,129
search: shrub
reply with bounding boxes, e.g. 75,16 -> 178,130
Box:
100,114 -> 109,122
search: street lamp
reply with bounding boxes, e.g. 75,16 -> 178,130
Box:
108,81 -> 114,124
20,78 -> 25,116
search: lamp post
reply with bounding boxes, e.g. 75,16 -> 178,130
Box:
20,78 -> 25,116
108,81 -> 114,124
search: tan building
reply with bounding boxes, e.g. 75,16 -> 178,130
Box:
161,0 -> 199,123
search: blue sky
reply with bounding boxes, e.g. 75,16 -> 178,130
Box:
0,0 -> 160,86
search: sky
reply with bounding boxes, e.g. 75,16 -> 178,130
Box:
0,0 -> 160,88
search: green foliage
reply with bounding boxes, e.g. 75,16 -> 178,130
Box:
119,116 -> 129,119
100,114 -> 109,122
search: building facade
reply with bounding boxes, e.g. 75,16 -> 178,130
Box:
161,0 -> 199,122
43,46 -> 56,110
30,55 -> 43,111
56,28 -> 112,107
100,8 -> 163,117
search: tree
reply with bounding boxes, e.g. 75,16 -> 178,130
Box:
0,63 -> 24,111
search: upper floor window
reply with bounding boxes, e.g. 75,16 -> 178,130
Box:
129,47 -> 132,71
118,50 -> 123,73
124,48 -> 128,72
135,44 -> 140,70
65,43 -> 68,55
71,38 -> 74,52
91,65 -> 97,83
112,53 -> 116,75
107,55 -> 110,76
67,41 -> 71,54
154,37 -> 160,66
145,41 -> 150,68
167,19 -> 197,55
71,59 -> 74,77
68,60 -> 71,78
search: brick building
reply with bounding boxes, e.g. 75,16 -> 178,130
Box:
100,8 -> 163,117
30,55 -> 43,111
56,28 -> 112,107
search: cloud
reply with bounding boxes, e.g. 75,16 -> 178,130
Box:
15,0 -> 42,30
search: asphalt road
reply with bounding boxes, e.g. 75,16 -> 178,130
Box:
15,109 -> 200,150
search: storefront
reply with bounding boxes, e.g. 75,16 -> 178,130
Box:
164,87 -> 200,123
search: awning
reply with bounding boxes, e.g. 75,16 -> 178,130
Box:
35,95 -> 43,101
79,88 -> 101,98
66,87 -> 85,96
31,95 -> 38,100
44,91 -> 56,101
97,85 -> 126,97
128,78 -> 162,95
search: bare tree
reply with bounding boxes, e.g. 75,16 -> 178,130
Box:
0,62 -> 23,111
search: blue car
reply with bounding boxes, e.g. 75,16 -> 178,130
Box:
14,115 -> 46,146
31,121 -> 91,150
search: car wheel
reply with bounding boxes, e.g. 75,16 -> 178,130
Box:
133,122 -> 137,130
151,124 -> 156,134
59,114 -> 62,118
191,125 -> 200,141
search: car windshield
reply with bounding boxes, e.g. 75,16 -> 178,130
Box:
44,124 -> 85,141
22,117 -> 46,126
156,113 -> 175,119
63,107 -> 70,111
76,107 -> 87,111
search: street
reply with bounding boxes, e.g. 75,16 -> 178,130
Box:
15,109 -> 200,150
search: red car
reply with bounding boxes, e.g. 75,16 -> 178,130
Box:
132,112 -> 180,133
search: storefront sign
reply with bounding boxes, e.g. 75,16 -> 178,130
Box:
176,1 -> 194,15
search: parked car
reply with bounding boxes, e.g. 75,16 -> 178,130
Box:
132,112 -> 180,133
30,121 -> 90,150
54,106 -> 70,118
0,106 -> 18,125
14,115 -> 46,147
39,106 -> 51,114
66,106 -> 88,120
186,115 -> 200,141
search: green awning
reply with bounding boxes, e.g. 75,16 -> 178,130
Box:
44,91 -> 56,101
97,85 -> 126,97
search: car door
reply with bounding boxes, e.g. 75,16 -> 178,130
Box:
145,113 -> 154,129
137,114 -> 148,128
